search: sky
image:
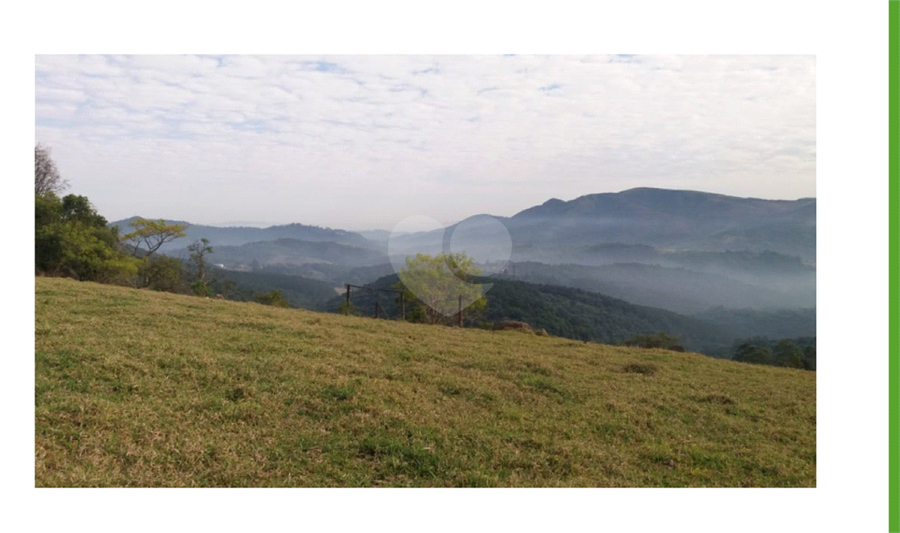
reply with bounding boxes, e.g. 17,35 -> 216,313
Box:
34,54 -> 816,230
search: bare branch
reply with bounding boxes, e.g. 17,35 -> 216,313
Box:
35,143 -> 69,197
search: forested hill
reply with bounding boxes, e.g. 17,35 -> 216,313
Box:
324,274 -> 736,354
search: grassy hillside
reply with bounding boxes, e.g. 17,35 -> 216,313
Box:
35,277 -> 815,487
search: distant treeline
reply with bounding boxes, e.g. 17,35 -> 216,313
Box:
729,337 -> 816,371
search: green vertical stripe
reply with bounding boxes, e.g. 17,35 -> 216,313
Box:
891,2 -> 900,532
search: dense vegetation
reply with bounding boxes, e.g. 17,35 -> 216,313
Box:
35,277 -> 816,487
691,307 -> 816,340
729,337 -> 816,370
221,270 -> 338,310
324,273 -> 736,353
35,192 -> 139,284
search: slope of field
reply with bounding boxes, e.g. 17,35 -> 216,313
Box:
35,277 -> 815,487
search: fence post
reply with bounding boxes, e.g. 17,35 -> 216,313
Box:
345,284 -> 351,315
400,292 -> 405,321
458,294 -> 463,327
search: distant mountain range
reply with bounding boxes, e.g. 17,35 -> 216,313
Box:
392,187 -> 815,263
109,217 -> 374,253
111,187 -> 816,316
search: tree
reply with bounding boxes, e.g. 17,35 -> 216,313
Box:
255,289 -> 290,308
733,342 -> 774,365
121,218 -> 187,257
397,252 -> 487,325
60,194 -> 109,227
773,339 -> 804,368
621,332 -> 684,351
188,238 -> 214,294
35,144 -> 69,197
137,255 -> 188,292
35,192 -> 138,283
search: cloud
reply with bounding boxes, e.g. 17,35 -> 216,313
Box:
34,54 -> 816,228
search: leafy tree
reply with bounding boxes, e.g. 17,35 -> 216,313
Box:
35,193 -> 138,283
733,342 -> 775,365
36,193 -> 62,229
35,143 -> 68,197
255,289 -> 290,308
60,194 -> 109,228
773,339 -> 804,368
122,218 -> 187,257
397,252 -> 487,325
728,336 -> 816,370
188,238 -> 213,282
137,255 -> 188,292
188,238 -> 214,295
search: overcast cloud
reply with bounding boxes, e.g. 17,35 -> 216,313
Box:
35,54 -> 815,229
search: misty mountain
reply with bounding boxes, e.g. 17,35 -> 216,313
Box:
172,238 -> 388,272
110,217 -> 375,255
388,188 -> 815,264
507,187 -> 815,261
502,261 -> 815,315
384,188 -> 815,314
112,187 -> 815,316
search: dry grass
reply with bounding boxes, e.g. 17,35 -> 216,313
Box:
35,277 -> 815,487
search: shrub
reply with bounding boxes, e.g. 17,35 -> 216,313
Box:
620,332 -> 683,351
255,289 -> 290,308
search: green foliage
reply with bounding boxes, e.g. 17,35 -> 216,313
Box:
121,218 -> 187,257
733,343 -> 774,365
188,238 -> 214,294
730,337 -> 815,370
338,300 -> 361,316
60,194 -> 109,227
255,289 -> 290,308
35,193 -> 62,229
398,252 -> 487,325
620,332 -> 684,351
35,193 -> 137,284
773,339 -> 804,369
192,280 -> 214,297
218,271 -> 338,310
325,273 -> 735,351
137,255 -> 189,292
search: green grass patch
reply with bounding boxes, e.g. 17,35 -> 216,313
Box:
34,277 -> 815,487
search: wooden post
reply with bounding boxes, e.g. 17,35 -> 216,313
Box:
345,284 -> 351,315
458,294 -> 463,327
400,292 -> 405,321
